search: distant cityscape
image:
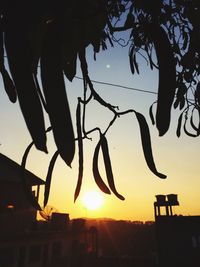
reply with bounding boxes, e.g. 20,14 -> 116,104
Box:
0,153 -> 200,267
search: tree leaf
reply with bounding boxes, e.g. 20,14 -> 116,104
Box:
0,23 -> 3,69
129,45 -> 135,74
125,12 -> 135,27
190,111 -> 198,132
1,68 -> 17,103
100,134 -> 125,200
179,96 -> 185,110
44,151 -> 59,207
190,107 -> 200,136
134,111 -> 166,179
182,31 -> 188,51
149,102 -> 155,125
133,53 -> 139,74
173,97 -> 180,109
183,119 -> 198,137
0,27 -> 17,103
176,112 -> 183,137
195,82 -> 200,106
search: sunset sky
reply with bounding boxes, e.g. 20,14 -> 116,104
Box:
1,37 -> 200,222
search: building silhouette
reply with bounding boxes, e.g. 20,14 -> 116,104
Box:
2,152 -> 200,267
154,194 -> 200,267
0,153 -> 97,267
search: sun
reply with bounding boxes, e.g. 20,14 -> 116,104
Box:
82,191 -> 104,210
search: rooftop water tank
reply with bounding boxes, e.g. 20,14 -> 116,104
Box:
155,195 -> 166,205
167,194 -> 179,205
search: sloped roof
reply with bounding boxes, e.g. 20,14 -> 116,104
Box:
0,153 -> 45,185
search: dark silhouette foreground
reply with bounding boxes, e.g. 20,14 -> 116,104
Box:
0,1 -> 199,206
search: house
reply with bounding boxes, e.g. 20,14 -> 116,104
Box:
0,153 -> 98,267
154,194 -> 200,267
0,153 -> 44,233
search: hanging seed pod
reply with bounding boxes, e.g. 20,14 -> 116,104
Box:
62,21 -> 78,82
21,141 -> 42,210
100,134 -> 125,200
74,102 -> 84,202
146,23 -> 176,136
149,102 -> 156,125
92,138 -> 111,195
4,23 -> 47,152
134,111 -> 166,179
21,127 -> 52,209
41,21 -> 75,167
44,151 -> 59,207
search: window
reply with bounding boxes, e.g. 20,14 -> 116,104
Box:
7,204 -> 14,210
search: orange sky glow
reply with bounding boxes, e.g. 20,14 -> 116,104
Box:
1,44 -> 200,222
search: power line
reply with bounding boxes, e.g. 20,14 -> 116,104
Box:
4,54 -> 157,95
75,76 -> 196,102
75,76 -> 157,95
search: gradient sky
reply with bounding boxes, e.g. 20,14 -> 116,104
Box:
1,37 -> 200,222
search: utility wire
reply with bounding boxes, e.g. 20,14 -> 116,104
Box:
75,76 -> 157,95
75,76 -> 194,102
4,54 -> 156,95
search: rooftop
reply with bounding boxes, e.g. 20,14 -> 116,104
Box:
0,153 -> 45,185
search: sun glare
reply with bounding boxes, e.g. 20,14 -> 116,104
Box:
82,191 -> 104,210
